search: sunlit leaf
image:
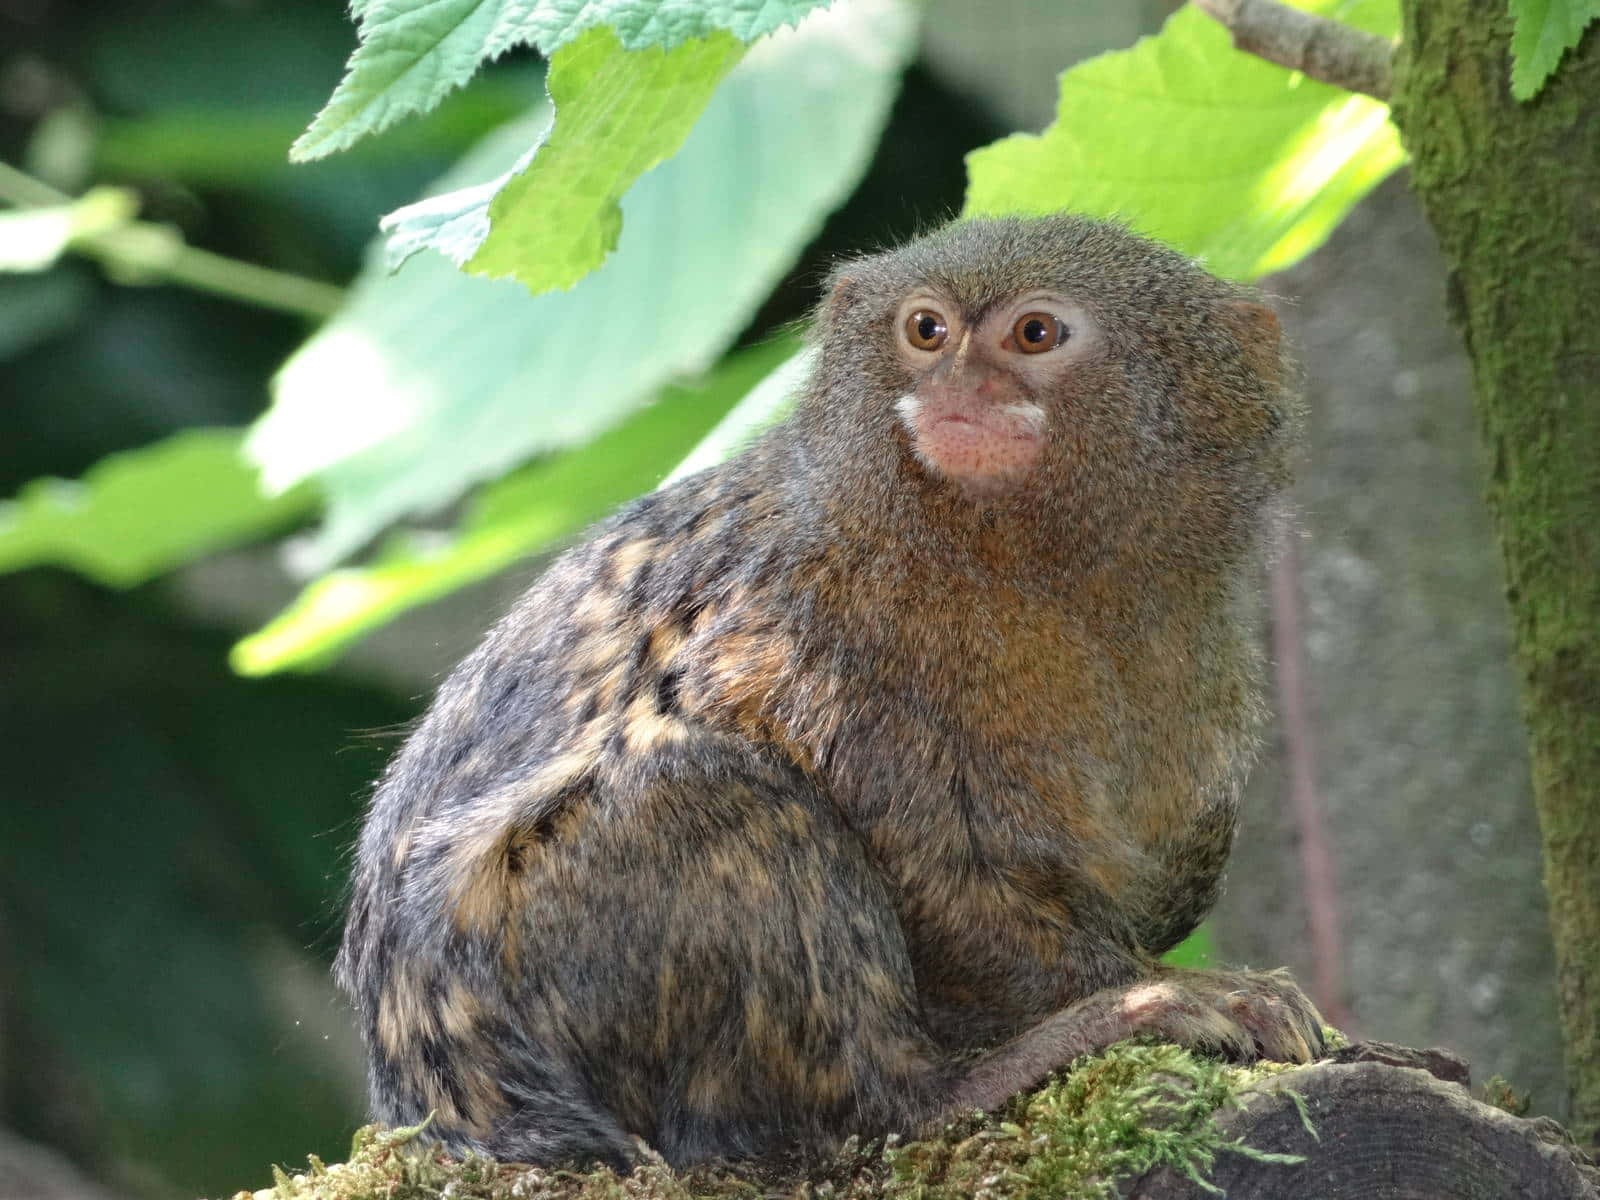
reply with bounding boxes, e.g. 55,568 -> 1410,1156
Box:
233,337 -> 798,674
0,429 -> 313,587
0,187 -> 138,273
248,0 -> 915,575
292,0 -> 833,161
1509,0 -> 1600,100
964,0 -> 1405,281
386,28 -> 742,293
385,0 -> 915,293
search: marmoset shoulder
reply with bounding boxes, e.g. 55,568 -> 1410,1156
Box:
337,213 -> 1324,1171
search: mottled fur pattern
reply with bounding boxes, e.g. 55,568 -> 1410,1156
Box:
336,215 -> 1321,1171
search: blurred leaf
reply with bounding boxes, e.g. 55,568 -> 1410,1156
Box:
661,345 -> 814,486
1161,924 -> 1216,969
0,429 -> 314,586
234,337 -> 798,674
78,3 -> 545,273
0,186 -> 137,272
292,0 -> 833,160
386,28 -> 742,292
1509,0 -> 1600,99
248,0 -> 916,575
964,0 -> 1406,281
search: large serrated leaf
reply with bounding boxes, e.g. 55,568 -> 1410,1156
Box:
247,0 -> 915,575
292,0 -> 834,161
233,337 -> 798,674
1509,0 -> 1600,100
0,429 -> 313,587
964,0 -> 1406,282
384,27 -> 745,293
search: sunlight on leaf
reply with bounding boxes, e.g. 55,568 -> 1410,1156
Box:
233,338 -> 798,674
0,187 -> 138,273
384,28 -> 744,293
963,0 -> 1405,282
383,0 -> 917,293
0,429 -> 313,587
468,29 -> 741,291
249,0 -> 915,575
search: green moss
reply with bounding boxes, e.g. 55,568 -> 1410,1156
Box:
1392,0 -> 1600,1143
229,1043 -> 1305,1200
864,1043 -> 1303,1200
1480,1075 -> 1533,1118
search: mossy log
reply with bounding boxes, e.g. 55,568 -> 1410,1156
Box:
235,1042 -> 1597,1200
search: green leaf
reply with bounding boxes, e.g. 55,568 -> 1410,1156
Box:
661,345 -> 813,486
394,28 -> 743,293
1161,924 -> 1216,969
232,337 -> 797,675
249,0 -> 915,574
0,429 -> 314,587
964,0 -> 1406,281
291,0 -> 833,161
1509,0 -> 1600,100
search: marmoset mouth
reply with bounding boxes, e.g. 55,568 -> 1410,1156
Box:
930,412 -> 1037,438
899,394 -> 1047,495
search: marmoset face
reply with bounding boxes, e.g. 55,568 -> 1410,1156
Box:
887,289 -> 1105,496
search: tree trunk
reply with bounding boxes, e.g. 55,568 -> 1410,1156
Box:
1128,1043 -> 1599,1199
1386,0 -> 1600,1146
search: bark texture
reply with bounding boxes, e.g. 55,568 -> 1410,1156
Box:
1129,1045 -> 1598,1199
1386,0 -> 1600,1146
1193,0 -> 1395,98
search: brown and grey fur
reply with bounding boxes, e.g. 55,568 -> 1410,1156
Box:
336,215 -> 1323,1171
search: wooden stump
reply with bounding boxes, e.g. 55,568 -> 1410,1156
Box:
1128,1043 -> 1598,1199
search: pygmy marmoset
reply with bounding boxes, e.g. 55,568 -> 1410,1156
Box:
337,214 -> 1327,1170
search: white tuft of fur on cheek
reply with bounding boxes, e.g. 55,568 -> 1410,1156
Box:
893,393 -> 939,472
995,401 -> 1047,436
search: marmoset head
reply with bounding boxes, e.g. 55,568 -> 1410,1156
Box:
798,215 -> 1290,540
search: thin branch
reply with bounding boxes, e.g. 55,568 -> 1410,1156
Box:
79,225 -> 347,320
0,159 -> 67,206
0,159 -> 344,321
1192,0 -> 1395,102
1271,531 -> 1351,1030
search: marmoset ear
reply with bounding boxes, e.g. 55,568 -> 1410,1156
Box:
822,271 -> 861,319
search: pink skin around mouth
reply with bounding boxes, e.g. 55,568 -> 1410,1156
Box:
906,398 -> 1047,494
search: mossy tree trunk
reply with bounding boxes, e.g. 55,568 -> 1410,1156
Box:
1388,0 -> 1600,1146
